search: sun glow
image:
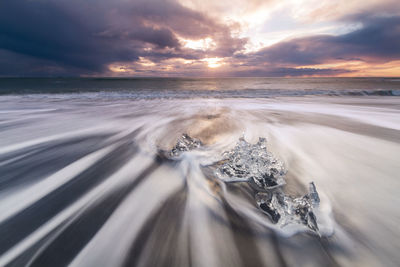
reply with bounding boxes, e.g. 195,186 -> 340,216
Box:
108,64 -> 129,73
298,59 -> 400,77
138,57 -> 156,67
181,37 -> 216,51
201,57 -> 224,68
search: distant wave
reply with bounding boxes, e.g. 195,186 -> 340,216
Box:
0,77 -> 399,98
1,88 -> 399,99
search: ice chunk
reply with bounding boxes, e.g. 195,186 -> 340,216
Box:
213,137 -> 323,234
215,137 -> 285,190
255,182 -> 320,233
255,193 -> 281,223
167,135 -> 324,234
169,134 -> 202,157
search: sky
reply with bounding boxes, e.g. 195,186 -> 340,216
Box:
0,0 -> 400,77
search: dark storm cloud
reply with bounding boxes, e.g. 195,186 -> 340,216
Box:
1,0 -> 399,77
249,15 -> 400,66
0,49 -> 86,76
0,0 -> 139,74
0,0 -> 246,76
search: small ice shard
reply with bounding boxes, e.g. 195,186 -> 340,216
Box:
259,202 -> 281,223
308,182 -> 320,206
255,193 -> 281,223
255,182 -> 321,233
169,134 -> 202,157
215,137 -> 285,190
306,211 -> 319,234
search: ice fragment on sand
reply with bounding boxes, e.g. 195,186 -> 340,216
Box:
215,137 -> 285,190
169,134 -> 202,157
214,137 -> 322,234
167,135 -> 323,234
255,182 -> 320,233
308,181 -> 320,206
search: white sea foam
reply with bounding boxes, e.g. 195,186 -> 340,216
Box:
0,95 -> 399,266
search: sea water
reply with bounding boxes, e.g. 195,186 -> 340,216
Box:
0,78 -> 399,266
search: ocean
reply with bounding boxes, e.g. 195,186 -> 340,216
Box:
0,77 -> 399,266
1,77 -> 400,97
